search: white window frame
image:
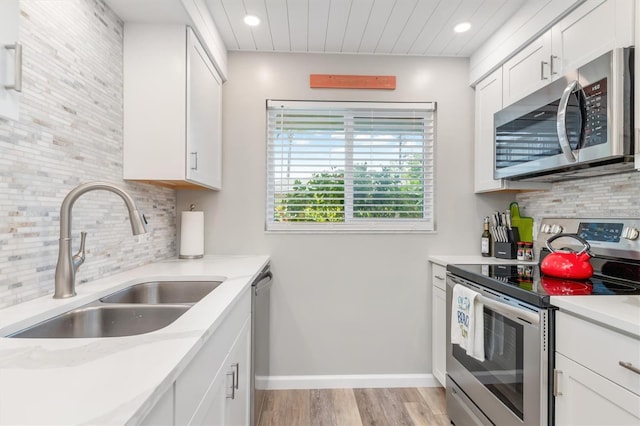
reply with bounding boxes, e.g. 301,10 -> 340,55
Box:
265,100 -> 436,233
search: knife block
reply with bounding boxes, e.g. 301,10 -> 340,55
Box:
494,242 -> 517,259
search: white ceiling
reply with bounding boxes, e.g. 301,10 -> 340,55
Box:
205,0 -> 527,57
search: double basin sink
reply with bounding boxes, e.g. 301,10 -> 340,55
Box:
9,281 -> 222,339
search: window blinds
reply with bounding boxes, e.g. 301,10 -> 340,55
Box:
266,100 -> 435,231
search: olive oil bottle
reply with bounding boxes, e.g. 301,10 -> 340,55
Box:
481,216 -> 492,257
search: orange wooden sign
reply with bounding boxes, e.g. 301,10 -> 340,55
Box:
310,74 -> 396,90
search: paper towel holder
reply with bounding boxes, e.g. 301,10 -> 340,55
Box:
179,204 -> 204,259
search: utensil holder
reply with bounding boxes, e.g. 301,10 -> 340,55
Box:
508,227 -> 520,244
494,242 -> 517,259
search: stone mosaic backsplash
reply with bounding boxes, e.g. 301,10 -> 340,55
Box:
0,1 -> 176,308
515,170 -> 640,240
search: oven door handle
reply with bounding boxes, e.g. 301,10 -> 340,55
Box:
478,294 -> 540,325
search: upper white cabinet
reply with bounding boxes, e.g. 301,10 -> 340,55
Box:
502,0 -> 634,107
0,0 -> 21,120
502,31 -> 552,108
474,68 -> 550,193
123,24 -> 222,190
551,0 -> 634,77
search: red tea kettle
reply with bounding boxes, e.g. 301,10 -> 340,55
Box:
540,233 -> 594,280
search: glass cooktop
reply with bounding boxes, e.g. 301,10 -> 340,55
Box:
447,263 -> 640,308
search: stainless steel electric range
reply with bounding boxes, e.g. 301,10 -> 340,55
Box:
445,218 -> 640,426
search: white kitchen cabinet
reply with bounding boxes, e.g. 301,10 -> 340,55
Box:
431,261 -> 447,387
502,0 -> 633,108
140,386 -> 174,426
195,318 -> 251,425
551,0 -> 633,77
0,0 -> 21,120
175,289 -> 251,425
502,31 -> 552,107
123,24 -> 222,190
555,353 -> 640,425
554,311 -> 640,425
474,69 -> 550,193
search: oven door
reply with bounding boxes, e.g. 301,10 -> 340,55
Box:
446,274 -> 549,426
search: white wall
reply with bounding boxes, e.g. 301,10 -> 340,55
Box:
178,52 -> 514,380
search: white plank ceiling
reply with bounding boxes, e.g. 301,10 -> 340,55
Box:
206,0 -> 527,57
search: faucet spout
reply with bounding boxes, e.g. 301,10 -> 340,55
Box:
54,182 -> 148,299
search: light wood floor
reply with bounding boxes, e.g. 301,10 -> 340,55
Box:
258,387 -> 450,426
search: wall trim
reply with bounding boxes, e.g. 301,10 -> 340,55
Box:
257,374 -> 441,390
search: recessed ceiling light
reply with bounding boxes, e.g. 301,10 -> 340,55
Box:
454,22 -> 471,33
244,14 -> 261,27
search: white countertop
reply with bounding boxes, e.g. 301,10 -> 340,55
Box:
0,255 -> 270,425
550,295 -> 640,338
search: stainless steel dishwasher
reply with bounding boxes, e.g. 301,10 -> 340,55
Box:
251,264 -> 272,426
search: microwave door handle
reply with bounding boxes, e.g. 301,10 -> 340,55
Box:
556,80 -> 579,162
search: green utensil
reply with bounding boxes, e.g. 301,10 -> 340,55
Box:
509,202 -> 534,242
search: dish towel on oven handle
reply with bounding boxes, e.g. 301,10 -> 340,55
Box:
451,284 -> 485,362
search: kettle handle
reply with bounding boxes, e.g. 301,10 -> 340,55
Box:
545,233 -> 591,255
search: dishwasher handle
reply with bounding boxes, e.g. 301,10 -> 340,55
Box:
253,270 -> 273,295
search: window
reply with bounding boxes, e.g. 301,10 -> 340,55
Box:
266,100 -> 435,232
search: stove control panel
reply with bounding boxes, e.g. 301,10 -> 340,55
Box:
540,223 -> 564,234
537,218 -> 640,261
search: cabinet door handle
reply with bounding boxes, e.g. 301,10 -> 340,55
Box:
232,362 -> 239,389
540,61 -> 549,80
619,361 -> 640,375
190,152 -> 198,170
4,42 -> 23,92
550,55 -> 558,75
226,371 -> 236,399
553,369 -> 563,396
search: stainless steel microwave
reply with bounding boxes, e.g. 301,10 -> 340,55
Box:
494,48 -> 634,182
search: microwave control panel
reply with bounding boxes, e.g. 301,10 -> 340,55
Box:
582,77 -> 608,146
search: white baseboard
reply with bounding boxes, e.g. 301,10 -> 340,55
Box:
257,374 -> 441,390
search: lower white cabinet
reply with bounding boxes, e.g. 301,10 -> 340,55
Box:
431,262 -> 447,387
555,353 -> 640,426
195,318 -> 251,425
140,289 -> 251,426
554,311 -> 640,425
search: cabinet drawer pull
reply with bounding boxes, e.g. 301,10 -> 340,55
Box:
4,42 -> 23,92
540,61 -> 549,80
190,152 -> 198,170
226,371 -> 236,399
231,362 -> 239,389
553,369 -> 563,396
550,55 -> 558,75
619,361 -> 640,375
434,275 -> 445,281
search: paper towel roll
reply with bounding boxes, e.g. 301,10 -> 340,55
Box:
179,211 -> 204,259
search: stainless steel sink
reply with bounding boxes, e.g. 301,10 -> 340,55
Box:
7,280 -> 224,338
9,304 -> 190,338
100,281 -> 222,304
